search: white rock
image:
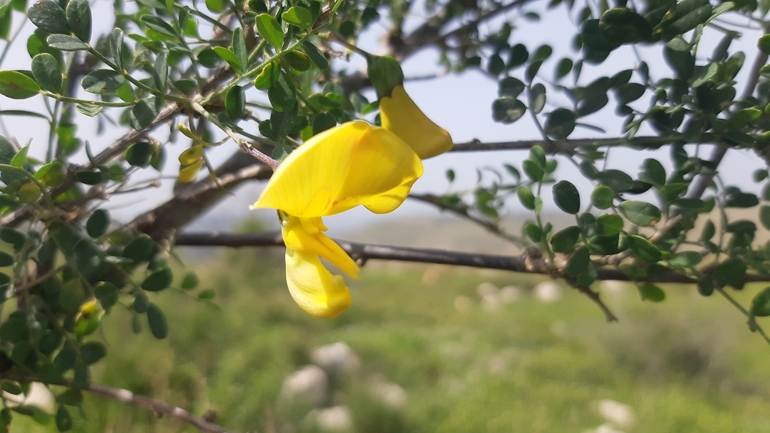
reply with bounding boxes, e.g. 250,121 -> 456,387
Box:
311,342 -> 361,379
600,280 -> 627,294
279,365 -> 328,407
476,282 -> 498,297
3,382 -> 55,414
499,285 -> 522,303
533,281 -> 562,303
488,356 -> 506,375
481,293 -> 502,312
309,406 -> 354,432
597,399 -> 636,429
454,295 -> 472,312
370,380 -> 407,408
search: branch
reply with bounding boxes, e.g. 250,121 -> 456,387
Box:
408,193 -> 523,245
173,231 -> 770,284
6,374 -> 229,433
449,135 -> 694,153
132,154 -> 271,240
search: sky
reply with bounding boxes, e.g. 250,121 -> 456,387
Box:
0,0 -> 767,237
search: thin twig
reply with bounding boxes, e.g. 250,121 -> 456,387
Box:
408,193 -> 524,245
172,231 -> 770,284
4,374 -> 229,433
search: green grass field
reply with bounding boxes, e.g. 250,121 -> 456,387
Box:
13,244 -> 770,432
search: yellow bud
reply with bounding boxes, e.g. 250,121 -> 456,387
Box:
74,300 -> 104,337
178,159 -> 205,183
179,145 -> 204,166
379,85 -> 453,159
177,124 -> 196,139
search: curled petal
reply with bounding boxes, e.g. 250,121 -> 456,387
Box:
379,85 -> 453,159
285,248 -> 352,318
281,214 -> 359,278
253,121 -> 423,217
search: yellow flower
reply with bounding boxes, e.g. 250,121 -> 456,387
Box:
379,85 -> 453,159
253,121 -> 423,317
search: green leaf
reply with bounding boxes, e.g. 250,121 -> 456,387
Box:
302,41 -> 328,71
125,141 -> 153,167
312,112 -> 336,134
86,209 -> 109,238
725,191 -> 759,208
761,206 -> 770,230
522,159 -> 544,182
626,234 -> 661,262
0,251 -> 12,267
152,50 -> 168,91
65,0 -> 91,42
596,213 -> 623,236
81,69 -> 124,94
147,303 -> 168,339
544,108 -> 575,139
212,47 -> 241,74
122,235 -> 155,262
638,158 -> 666,187
132,293 -> 150,313
282,6 -> 313,29
10,144 -> 28,168
728,108 -> 762,129
129,97 -> 161,130
491,97 -> 526,124
110,28 -> 124,70
140,15 -> 176,37
31,53 -> 61,93
284,50 -> 311,71
498,77 -> 525,97
142,267 -> 172,291
715,258 -> 746,287
669,251 -> 702,267
267,72 -> 296,112
530,83 -> 546,114
553,180 -> 580,214
591,185 -> 615,209
205,0 -> 224,12
551,226 -> 580,252
27,0 -> 69,34
79,341 -> 106,364
46,34 -> 86,50
555,58 -> 573,80
518,186 -> 536,210
577,93 -> 608,117
56,405 -> 72,432
664,42 -> 694,80
229,27 -> 247,72
256,13 -> 283,50
619,200 -> 661,226
596,169 -> 633,192
0,228 -> 25,252
639,284 -> 665,302
524,222 -> 542,242
0,70 -> 40,99
615,82 -> 645,104
225,85 -> 245,120
94,282 -> 118,310
56,389 -> 83,406
180,272 -> 199,289
567,246 -> 590,277
198,289 -> 215,300
751,287 -> 770,317
599,8 -> 652,44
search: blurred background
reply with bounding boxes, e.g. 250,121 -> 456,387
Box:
6,214 -> 770,433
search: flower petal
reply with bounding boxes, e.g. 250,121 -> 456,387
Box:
285,248 -> 352,318
281,214 -> 359,278
253,121 -> 422,217
379,85 -> 453,159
